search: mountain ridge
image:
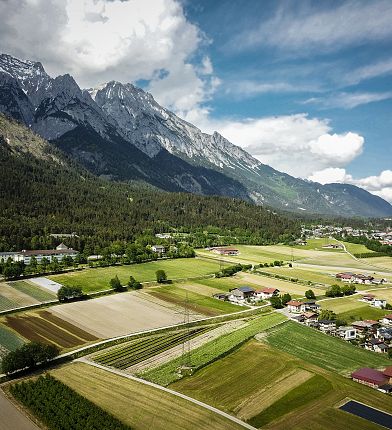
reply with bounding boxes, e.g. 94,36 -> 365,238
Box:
1,52 -> 391,218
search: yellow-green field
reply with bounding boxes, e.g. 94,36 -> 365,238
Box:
52,362 -> 244,430
48,258 -> 224,292
171,334 -> 392,430
257,266 -> 336,286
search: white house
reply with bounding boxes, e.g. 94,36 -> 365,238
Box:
373,298 -> 387,309
318,320 -> 336,333
337,326 -> 357,340
0,251 -> 23,263
151,245 -> 166,254
286,300 -> 306,313
381,314 -> 392,326
228,286 -> 255,304
254,287 -> 279,300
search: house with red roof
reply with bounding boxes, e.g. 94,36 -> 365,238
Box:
286,300 -> 306,313
254,287 -> 279,300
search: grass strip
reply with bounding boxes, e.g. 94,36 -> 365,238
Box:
142,312 -> 286,386
247,374 -> 332,427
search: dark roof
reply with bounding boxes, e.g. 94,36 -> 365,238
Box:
22,248 -> 77,256
378,384 -> 392,392
238,286 -> 255,293
318,319 -> 336,324
352,368 -> 388,385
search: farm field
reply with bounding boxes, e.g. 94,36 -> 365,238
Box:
238,272 -> 326,297
292,238 -> 344,251
52,362 -> 245,430
0,324 -> 25,365
48,257 -> 224,293
319,292 -> 392,321
364,256 -> 392,271
170,339 -> 392,430
92,326 -> 211,369
197,245 -> 297,265
342,241 -> 375,255
257,266 -> 336,287
3,310 -> 98,349
266,321 -> 391,375
369,286 -> 392,302
142,312 -> 286,386
147,284 -> 240,316
49,290 -> 198,338
10,280 -> 56,301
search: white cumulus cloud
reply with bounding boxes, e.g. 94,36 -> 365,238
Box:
195,113 -> 364,178
0,0 -> 217,114
308,168 -> 392,203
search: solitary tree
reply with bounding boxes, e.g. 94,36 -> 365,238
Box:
281,293 -> 292,305
57,286 -> 83,302
305,289 -> 316,300
270,296 -> 283,309
156,270 -> 167,283
110,275 -> 123,291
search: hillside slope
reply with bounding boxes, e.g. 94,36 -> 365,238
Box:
1,53 -> 391,217
0,114 -> 298,250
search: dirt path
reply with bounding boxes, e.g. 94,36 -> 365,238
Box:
0,391 -> 40,430
124,320 -> 247,374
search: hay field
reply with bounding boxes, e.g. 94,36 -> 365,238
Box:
171,337 -> 392,430
52,362 -> 244,430
258,266 -> 335,286
49,258 -> 223,293
49,291 -> 197,338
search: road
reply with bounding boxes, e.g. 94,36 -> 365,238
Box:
0,391 -> 40,430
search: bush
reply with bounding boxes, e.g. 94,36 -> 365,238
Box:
156,270 -> 167,283
270,296 -> 283,309
325,284 -> 343,297
305,289 -> 316,300
281,293 -> 292,305
110,275 -> 124,291
128,276 -> 142,290
57,285 -> 83,302
2,342 -> 59,374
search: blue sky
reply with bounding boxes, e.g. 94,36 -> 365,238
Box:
1,0 -> 391,201
182,0 -> 392,175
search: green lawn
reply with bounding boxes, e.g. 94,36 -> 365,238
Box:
49,258 -> 224,293
248,374 -> 332,428
142,312 -> 286,386
342,241 -> 375,255
293,238 -> 343,252
266,321 -> 391,375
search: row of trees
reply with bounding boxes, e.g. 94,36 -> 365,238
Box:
2,342 -> 59,374
325,284 -> 356,297
337,234 -> 392,257
215,263 -> 252,278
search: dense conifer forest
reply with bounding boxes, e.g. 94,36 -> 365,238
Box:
0,115 -> 299,251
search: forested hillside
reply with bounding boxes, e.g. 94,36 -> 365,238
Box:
0,115 -> 299,251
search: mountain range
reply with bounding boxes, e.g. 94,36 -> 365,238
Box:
1,52 -> 391,218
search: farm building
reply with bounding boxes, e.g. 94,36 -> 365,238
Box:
336,272 -> 356,282
352,368 -> 389,388
376,327 -> 392,342
303,301 -> 320,311
286,300 -> 306,313
211,247 -> 239,256
322,243 -> 343,249
302,312 -> 318,325
365,338 -> 388,353
373,298 -> 387,309
228,286 -> 255,303
361,294 -> 375,303
254,287 -> 279,300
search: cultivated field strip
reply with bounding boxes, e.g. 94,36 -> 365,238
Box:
5,311 -> 98,348
0,294 -> 19,311
92,327 -> 211,369
10,280 -> 56,301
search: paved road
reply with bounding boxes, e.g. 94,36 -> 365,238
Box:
0,391 -> 40,430
77,358 -> 258,430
